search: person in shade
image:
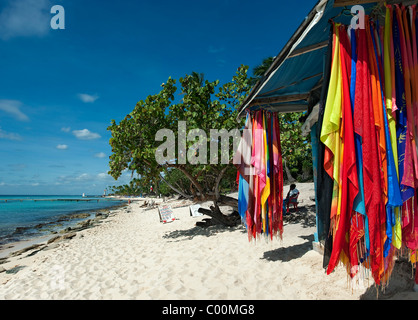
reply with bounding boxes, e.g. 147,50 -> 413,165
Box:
282,184 -> 299,215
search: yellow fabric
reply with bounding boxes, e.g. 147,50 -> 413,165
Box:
320,24 -> 342,183
320,24 -> 342,232
384,6 -> 402,248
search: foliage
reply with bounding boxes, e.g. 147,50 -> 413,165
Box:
279,112 -> 312,181
108,54 -> 314,200
108,178 -> 148,196
108,65 -> 252,200
251,56 -> 275,84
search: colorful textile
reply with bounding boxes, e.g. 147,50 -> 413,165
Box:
319,5 -> 418,286
236,111 -> 284,241
234,113 -> 252,224
236,4 -> 418,288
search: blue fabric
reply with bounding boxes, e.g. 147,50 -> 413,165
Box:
393,10 -> 415,202
370,23 -> 402,257
238,174 -> 249,225
237,113 -> 250,224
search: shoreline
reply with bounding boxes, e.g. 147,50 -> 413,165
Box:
0,183 -> 417,300
0,202 -> 128,260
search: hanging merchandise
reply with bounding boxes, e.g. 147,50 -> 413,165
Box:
318,4 -> 418,286
234,111 -> 284,241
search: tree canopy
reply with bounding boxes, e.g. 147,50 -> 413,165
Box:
108,65 -> 252,201
108,58 -> 313,202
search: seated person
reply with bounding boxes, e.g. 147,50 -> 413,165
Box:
283,184 -> 299,214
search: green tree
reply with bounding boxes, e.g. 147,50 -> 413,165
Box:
279,112 -> 312,182
252,56 -> 275,80
108,65 -> 251,204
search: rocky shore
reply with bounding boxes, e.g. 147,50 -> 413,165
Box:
0,204 -> 127,265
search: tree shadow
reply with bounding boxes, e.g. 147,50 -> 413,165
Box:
360,258 -> 416,300
162,224 -> 247,242
261,234 -> 314,262
283,205 -> 317,229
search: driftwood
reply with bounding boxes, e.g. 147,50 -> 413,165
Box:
217,195 -> 238,209
197,204 -> 240,228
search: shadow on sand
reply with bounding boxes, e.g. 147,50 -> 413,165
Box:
162,224 -> 246,242
261,234 -> 315,263
360,258 -> 416,300
283,205 -> 317,229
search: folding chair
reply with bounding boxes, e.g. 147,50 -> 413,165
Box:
286,192 -> 299,213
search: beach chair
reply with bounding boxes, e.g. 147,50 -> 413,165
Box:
286,192 -> 299,213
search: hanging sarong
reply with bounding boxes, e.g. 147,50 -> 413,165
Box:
272,113 -> 284,239
354,19 -> 384,284
320,23 -> 343,239
261,112 -> 271,235
234,113 -> 252,224
326,25 -> 360,277
393,6 -> 415,202
385,5 -> 403,250
317,25 -> 335,269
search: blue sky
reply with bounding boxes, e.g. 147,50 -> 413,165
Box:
0,0 -> 317,195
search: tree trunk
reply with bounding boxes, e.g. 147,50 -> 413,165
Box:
217,195 -> 238,209
214,167 -> 228,202
283,158 -> 296,183
198,205 -> 240,227
159,173 -> 192,199
176,166 -> 206,200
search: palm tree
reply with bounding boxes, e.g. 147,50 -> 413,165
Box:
191,71 -> 205,87
251,56 -> 275,85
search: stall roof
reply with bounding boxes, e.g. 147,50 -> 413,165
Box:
237,0 -> 413,117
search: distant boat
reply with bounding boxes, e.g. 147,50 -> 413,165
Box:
82,193 -> 86,198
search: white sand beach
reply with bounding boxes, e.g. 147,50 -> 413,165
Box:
0,182 -> 417,300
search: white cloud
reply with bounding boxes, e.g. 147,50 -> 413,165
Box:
78,93 -> 99,103
0,100 -> 29,121
97,172 -> 110,179
76,173 -> 90,181
57,172 -> 91,185
0,0 -> 51,40
94,152 -> 106,158
56,144 -> 68,150
31,182 -> 40,186
0,127 -> 22,141
72,129 -> 101,140
61,127 -> 71,133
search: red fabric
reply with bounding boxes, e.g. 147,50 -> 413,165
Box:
402,196 -> 418,250
267,113 -> 273,239
245,115 -> 256,239
350,213 -> 366,273
274,114 -> 284,239
326,25 -> 359,276
354,22 -> 384,284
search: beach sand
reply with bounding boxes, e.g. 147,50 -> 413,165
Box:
0,182 -> 417,300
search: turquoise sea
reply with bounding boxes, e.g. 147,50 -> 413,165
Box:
0,195 -> 127,245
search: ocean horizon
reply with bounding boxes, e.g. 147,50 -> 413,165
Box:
0,195 -> 127,247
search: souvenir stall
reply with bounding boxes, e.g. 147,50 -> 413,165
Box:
236,0 -> 418,288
